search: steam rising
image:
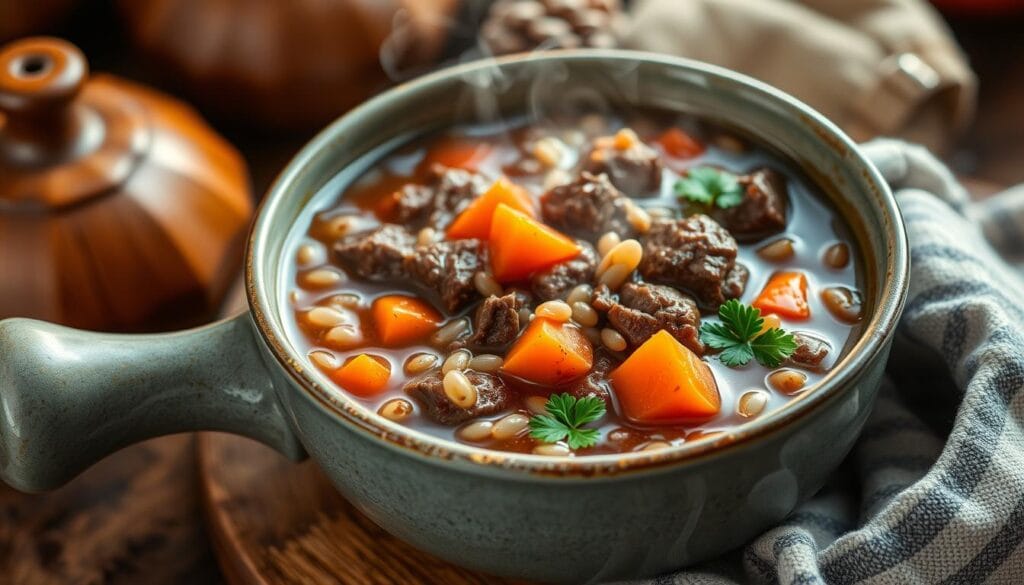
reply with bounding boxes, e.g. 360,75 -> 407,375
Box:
377,5 -> 643,139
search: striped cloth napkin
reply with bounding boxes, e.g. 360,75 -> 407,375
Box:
627,140 -> 1024,585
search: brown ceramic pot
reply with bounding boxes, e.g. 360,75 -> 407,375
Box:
0,37 -> 253,332
0,0 -> 78,42
116,0 -> 459,131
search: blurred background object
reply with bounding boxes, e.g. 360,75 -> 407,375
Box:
0,36 -> 252,332
480,0 -> 625,55
3,1 -> 1024,584
115,0 -> 459,131
931,0 -> 1024,16
623,0 -> 977,153
0,0 -> 78,42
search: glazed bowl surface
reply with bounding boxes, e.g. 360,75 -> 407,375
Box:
0,51 -> 908,583
245,50 -> 907,580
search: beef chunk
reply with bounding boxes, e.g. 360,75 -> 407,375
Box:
639,215 -> 743,308
404,239 -> 486,312
540,172 -> 635,241
387,184 -> 434,224
466,293 -> 523,350
405,369 -> 511,425
591,283 -> 615,312
387,166 -> 489,229
581,132 -> 663,196
712,168 -> 787,241
530,241 -> 598,301
605,304 -> 658,346
722,264 -> 749,301
566,349 -> 617,406
787,332 -> 831,369
333,224 -> 415,281
604,283 -> 703,355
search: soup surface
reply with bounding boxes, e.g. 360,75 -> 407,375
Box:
285,111 -> 864,456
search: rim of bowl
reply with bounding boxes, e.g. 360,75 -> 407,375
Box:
247,49 -> 909,478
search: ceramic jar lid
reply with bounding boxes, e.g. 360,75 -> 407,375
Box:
0,37 -> 253,331
0,37 -> 149,210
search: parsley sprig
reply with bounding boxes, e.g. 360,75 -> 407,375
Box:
699,300 -> 797,368
529,393 -> 606,449
674,167 -> 744,209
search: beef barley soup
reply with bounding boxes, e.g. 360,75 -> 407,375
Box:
285,111 -> 864,456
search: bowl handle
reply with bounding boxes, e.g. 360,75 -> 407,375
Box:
0,313 -> 306,492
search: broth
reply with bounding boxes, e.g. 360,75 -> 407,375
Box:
283,110 -> 863,456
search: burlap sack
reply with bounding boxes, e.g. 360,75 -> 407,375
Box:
625,0 -> 976,152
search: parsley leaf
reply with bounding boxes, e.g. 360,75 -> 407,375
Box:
674,167 -> 745,209
698,299 -> 797,368
750,327 -> 799,368
529,393 -> 606,450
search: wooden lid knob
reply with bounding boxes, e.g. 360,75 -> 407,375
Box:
0,37 -> 151,210
0,37 -> 87,113
0,37 -> 92,164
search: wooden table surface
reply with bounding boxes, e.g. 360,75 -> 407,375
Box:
3,8 -> 1024,585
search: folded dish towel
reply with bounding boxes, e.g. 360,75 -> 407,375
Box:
618,140 -> 1024,584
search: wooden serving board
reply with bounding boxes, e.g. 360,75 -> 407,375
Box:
196,433 -> 523,585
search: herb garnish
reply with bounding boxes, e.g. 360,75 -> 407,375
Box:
699,300 -> 797,367
529,393 -> 606,449
674,167 -> 744,209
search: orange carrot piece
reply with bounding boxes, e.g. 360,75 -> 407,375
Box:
333,354 -> 391,397
418,137 -> 493,172
372,295 -> 441,346
657,128 -> 704,159
489,203 -> 581,283
502,318 -> 594,386
752,271 -> 811,320
447,177 -> 535,240
613,128 -> 640,150
610,330 -> 720,422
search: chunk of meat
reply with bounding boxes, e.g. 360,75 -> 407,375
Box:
386,184 -> 433,224
582,132 -> 663,196
722,264 -> 749,301
565,349 -> 617,406
386,166 -> 489,229
787,332 -> 831,369
639,215 -> 743,308
603,283 -> 703,355
591,283 -> 615,312
540,172 -> 635,241
712,168 -> 787,240
466,293 -> 523,350
404,240 -> 486,312
333,224 -> 415,281
404,368 -> 511,425
530,241 -> 598,301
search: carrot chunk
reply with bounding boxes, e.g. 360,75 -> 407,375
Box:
372,295 -> 441,346
489,203 -> 581,283
333,354 -> 391,397
418,136 -> 493,172
610,330 -> 720,422
657,128 -> 704,159
502,317 -> 594,386
752,271 -> 810,320
447,177 -> 535,240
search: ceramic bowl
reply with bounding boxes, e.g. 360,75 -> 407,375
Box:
0,51 -> 908,583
